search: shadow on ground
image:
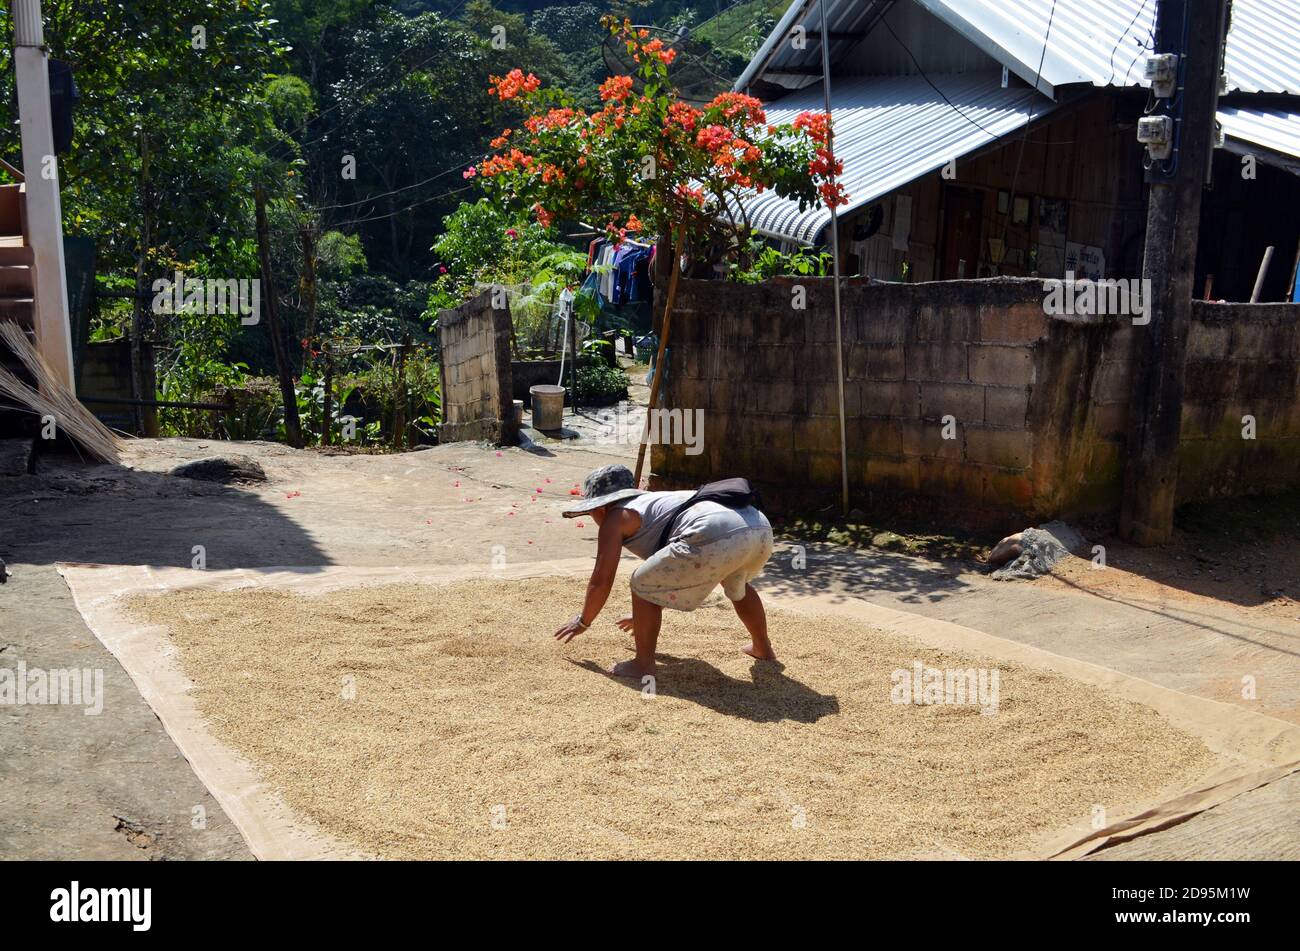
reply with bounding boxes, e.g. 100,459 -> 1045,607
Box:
758,541 -> 978,607
0,454 -> 329,569
573,655 -> 840,724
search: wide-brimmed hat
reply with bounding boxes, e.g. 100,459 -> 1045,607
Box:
561,464 -> 644,517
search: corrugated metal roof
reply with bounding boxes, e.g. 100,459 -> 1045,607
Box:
1224,0 -> 1300,95
740,0 -> 1300,97
1219,105 -> 1300,171
735,0 -> 892,93
740,71 -> 1052,244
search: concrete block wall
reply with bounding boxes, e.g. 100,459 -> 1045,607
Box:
437,289 -> 515,445
652,276 -> 1300,527
1177,302 -> 1300,501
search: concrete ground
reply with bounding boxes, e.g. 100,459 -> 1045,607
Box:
2,397 -> 1297,860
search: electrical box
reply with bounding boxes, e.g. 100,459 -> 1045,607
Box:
1137,115 -> 1174,161
1144,53 -> 1179,98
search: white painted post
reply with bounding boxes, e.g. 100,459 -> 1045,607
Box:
13,0 -> 75,392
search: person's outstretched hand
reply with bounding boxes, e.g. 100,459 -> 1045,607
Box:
615,614 -> 634,632
554,616 -> 587,643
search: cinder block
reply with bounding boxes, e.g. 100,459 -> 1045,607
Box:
983,467 -> 1035,511
866,455 -> 920,491
906,343 -> 968,382
807,383 -> 844,416
862,381 -> 921,418
1186,321 -> 1232,361
794,415 -> 842,452
857,418 -> 903,455
1094,358 -> 1133,404
747,414 -> 795,451
915,302 -> 978,342
1231,322 -> 1291,360
866,344 -> 906,381
979,302 -> 1049,343
1183,359 -> 1239,401
916,457 -> 984,500
965,428 -> 1033,468
900,419 -> 961,459
920,382 -> 985,423
846,343 -> 869,380
859,309 -> 908,343
984,386 -> 1030,428
805,450 -> 844,485
968,344 -> 1034,385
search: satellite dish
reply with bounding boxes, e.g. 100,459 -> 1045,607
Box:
600,25 -> 735,106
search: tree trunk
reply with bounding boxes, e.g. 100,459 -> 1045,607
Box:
254,187 -> 304,448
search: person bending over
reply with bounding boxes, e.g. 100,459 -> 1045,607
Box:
552,464 -> 775,678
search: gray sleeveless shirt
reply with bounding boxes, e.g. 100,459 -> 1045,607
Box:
617,490 -> 694,560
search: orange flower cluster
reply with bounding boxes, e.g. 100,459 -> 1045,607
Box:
488,69 -> 541,101
794,111 -> 847,208
642,37 -> 678,65
479,148 -> 529,177
665,101 -> 700,132
792,110 -> 831,145
524,107 -> 575,134
599,74 -> 634,102
708,92 -> 766,125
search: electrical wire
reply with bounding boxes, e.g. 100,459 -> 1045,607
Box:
880,17 -> 1016,141
1000,0 -> 1059,257
1105,0 -> 1154,88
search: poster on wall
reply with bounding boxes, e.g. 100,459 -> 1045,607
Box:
1038,197 -> 1069,238
1035,242 -> 1065,278
1065,242 -> 1106,280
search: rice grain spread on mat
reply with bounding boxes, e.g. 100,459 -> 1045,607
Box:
125,577 -> 1215,859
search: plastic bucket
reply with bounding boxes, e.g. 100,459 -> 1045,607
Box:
529,385 -> 565,431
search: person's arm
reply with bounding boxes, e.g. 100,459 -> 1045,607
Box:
554,508 -> 635,642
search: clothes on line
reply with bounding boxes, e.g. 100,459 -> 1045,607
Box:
585,237 -> 655,306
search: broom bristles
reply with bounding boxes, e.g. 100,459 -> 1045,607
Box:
0,322 -> 123,465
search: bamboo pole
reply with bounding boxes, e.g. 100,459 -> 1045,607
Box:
633,228 -> 682,486
820,0 -> 849,517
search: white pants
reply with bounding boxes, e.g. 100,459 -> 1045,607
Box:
629,504 -> 773,611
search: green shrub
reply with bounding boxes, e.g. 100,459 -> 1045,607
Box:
575,362 -> 629,406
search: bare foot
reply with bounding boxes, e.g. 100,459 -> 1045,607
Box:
742,643 -> 777,661
609,658 -> 655,679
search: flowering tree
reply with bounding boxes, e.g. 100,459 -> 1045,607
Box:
470,18 -> 846,256
469,18 -> 848,477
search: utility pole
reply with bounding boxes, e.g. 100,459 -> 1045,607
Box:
254,186 -> 304,448
12,0 -> 75,390
1120,0 -> 1229,546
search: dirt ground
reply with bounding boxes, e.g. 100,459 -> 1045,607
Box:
2,399 -> 1298,860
